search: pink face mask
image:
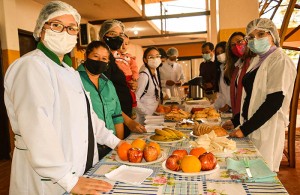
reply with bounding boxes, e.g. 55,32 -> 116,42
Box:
231,43 -> 246,57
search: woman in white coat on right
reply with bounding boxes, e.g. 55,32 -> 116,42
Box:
135,47 -> 162,124
228,18 -> 296,172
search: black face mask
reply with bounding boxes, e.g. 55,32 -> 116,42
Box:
84,58 -> 109,75
103,36 -> 124,50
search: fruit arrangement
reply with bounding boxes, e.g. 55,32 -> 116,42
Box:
165,148 -> 217,173
150,128 -> 186,142
117,139 -> 161,163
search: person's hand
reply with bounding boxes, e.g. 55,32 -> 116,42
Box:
205,82 -> 213,89
219,104 -> 230,113
166,80 -> 175,86
71,176 -> 113,195
229,128 -> 244,138
175,81 -> 182,86
222,120 -> 234,130
128,80 -> 138,91
127,119 -> 146,133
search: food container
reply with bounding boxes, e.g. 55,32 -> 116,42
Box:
188,76 -> 204,100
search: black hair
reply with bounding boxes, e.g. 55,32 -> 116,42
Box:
85,41 -> 110,57
142,46 -> 163,103
158,48 -> 167,59
214,41 -> 229,87
202,42 -> 214,50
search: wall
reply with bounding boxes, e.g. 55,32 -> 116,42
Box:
219,0 -> 259,42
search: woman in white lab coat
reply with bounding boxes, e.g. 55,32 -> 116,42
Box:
135,47 -> 162,124
213,41 -> 231,112
159,47 -> 185,98
228,18 -> 296,172
4,2 -> 120,194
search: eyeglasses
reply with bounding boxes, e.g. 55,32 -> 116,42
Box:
245,31 -> 270,41
45,22 -> 79,35
230,39 -> 246,48
106,31 -> 125,37
148,55 -> 161,59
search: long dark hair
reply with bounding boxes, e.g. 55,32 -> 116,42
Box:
215,41 -> 228,87
143,46 -> 163,103
224,32 -> 256,80
224,32 -> 245,80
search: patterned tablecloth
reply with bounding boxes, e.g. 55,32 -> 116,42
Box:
67,132 -> 288,195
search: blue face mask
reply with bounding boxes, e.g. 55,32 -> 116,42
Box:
247,37 -> 271,54
202,53 -> 211,61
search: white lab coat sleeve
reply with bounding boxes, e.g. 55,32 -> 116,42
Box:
4,57 -> 78,191
92,111 -> 120,149
178,66 -> 185,82
159,66 -> 167,88
266,52 -> 296,96
213,92 -> 225,110
135,71 -> 150,115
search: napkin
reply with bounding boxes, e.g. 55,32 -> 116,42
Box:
226,158 -> 277,183
105,165 -> 153,185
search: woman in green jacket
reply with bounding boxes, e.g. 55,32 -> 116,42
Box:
78,41 -> 124,160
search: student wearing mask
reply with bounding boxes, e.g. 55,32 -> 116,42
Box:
78,41 -> 124,160
199,42 -> 217,100
113,34 -> 139,119
222,32 -> 257,130
159,47 -> 185,98
4,1 -> 121,194
228,18 -> 296,172
135,47 -> 163,124
213,41 -> 231,112
99,19 -> 146,137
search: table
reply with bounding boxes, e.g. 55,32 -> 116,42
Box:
76,132 -> 289,195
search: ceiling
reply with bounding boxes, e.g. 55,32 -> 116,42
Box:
33,0 -> 207,47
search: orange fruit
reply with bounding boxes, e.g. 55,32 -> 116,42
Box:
189,147 -> 207,158
181,155 -> 201,173
147,142 -> 161,155
131,138 -> 146,151
117,142 -> 132,161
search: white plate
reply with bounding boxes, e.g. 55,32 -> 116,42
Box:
145,115 -> 164,120
189,131 -> 229,138
211,149 -> 236,157
185,99 -> 211,105
145,125 -> 165,133
144,119 -> 164,125
147,135 -> 185,144
105,165 -> 153,185
199,118 -> 222,126
162,161 -> 219,176
115,151 -> 166,166
220,112 -> 233,118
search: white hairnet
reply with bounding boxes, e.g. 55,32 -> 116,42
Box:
33,1 -> 81,41
99,19 -> 125,40
246,18 -> 280,46
167,47 -> 179,57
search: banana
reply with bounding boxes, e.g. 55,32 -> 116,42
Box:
167,128 -> 186,138
155,129 -> 172,138
150,135 -> 167,141
162,129 -> 179,139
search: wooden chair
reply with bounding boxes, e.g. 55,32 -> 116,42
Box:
284,55 -> 300,168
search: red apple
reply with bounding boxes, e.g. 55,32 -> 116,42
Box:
166,154 -> 181,171
128,148 -> 143,163
172,149 -> 188,159
198,152 -> 217,171
143,146 -> 159,162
